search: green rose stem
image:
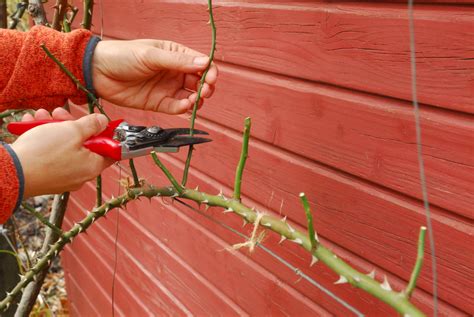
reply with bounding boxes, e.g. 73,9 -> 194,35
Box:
0,186 -> 425,316
233,117 -> 251,201
181,0 -> 217,186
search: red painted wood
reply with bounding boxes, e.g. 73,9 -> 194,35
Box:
64,199 -> 249,317
59,1 -> 473,316
62,213 -> 191,317
94,104 -> 474,314
68,160 -> 467,316
69,184 -> 333,316
85,0 -> 474,113
199,64 -> 473,218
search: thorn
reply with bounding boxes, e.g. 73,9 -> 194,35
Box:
287,222 -> 295,233
223,208 -> 233,213
367,269 -> 376,279
354,276 -> 361,283
261,222 -> 272,228
281,215 -> 287,222
204,204 -> 210,211
310,255 -> 318,267
381,275 -> 392,291
289,238 -> 303,245
334,275 -> 348,285
278,235 -> 287,244
194,185 -> 199,191
202,199 -> 209,204
314,232 -> 319,242
333,254 -> 338,259
242,219 -> 249,227
218,188 -> 224,196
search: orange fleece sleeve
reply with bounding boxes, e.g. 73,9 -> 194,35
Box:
0,25 -> 92,111
0,26 -> 94,223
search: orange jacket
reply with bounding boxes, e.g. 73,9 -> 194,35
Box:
0,26 -> 99,223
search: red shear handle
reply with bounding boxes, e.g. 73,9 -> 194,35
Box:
7,120 -> 63,135
7,119 -> 124,161
83,137 -> 122,161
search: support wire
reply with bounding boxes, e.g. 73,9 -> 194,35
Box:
174,198 -> 364,317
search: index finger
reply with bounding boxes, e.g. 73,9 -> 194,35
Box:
203,62 -> 218,85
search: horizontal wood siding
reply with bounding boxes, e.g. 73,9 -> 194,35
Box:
61,1 -> 473,316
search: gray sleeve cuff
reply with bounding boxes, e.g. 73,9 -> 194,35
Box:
1,142 -> 24,212
82,36 -> 102,98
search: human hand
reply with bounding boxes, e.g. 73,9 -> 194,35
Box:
11,111 -> 113,197
92,39 -> 218,114
21,107 -> 74,122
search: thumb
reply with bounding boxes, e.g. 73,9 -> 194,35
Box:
149,48 -> 209,73
75,114 -> 109,140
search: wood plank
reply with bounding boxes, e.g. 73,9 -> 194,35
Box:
86,159 -> 465,316
87,0 -> 474,113
91,104 -> 473,314
199,64 -> 473,218
69,183 -> 333,317
60,246 -> 127,316
66,197 -> 248,317
63,208 -> 193,317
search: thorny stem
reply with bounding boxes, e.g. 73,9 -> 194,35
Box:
21,203 -> 64,238
81,0 -> 93,30
16,193 -> 70,316
63,6 -> 78,33
151,152 -> 183,194
233,117 -> 251,201
181,0 -> 217,186
405,226 -> 426,298
27,0 -> 49,26
40,44 -> 110,120
96,175 -> 103,207
0,109 -> 23,120
8,1 -> 27,29
129,159 -> 140,187
299,193 -> 319,252
51,0 -> 68,31
0,187 -> 425,316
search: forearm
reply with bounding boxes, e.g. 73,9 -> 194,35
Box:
0,26 -> 96,111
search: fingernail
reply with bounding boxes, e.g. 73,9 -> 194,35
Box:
194,56 -> 209,66
96,114 -> 108,130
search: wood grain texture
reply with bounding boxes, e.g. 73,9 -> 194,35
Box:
58,0 -> 473,315
93,104 -> 473,314
64,199 -> 251,317
68,169 -> 465,317
87,0 -> 474,113
67,186 -> 333,317
198,63 -> 474,218
67,154 -> 468,316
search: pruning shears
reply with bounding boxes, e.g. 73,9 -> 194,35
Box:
7,119 -> 211,161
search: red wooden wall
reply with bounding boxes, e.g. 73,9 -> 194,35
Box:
60,1 -> 473,316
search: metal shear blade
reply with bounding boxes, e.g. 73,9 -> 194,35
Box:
157,136 -> 212,148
